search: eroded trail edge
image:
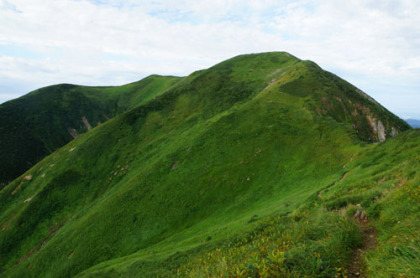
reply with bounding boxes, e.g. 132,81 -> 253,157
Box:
347,212 -> 378,277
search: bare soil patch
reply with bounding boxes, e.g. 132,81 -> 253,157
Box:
347,216 -> 377,277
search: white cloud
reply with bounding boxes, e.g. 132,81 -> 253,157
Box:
0,0 -> 419,117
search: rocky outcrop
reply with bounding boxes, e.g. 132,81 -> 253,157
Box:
366,115 -> 386,142
81,116 -> 92,131
67,128 -> 78,139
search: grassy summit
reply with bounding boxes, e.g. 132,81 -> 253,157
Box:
0,52 -> 417,277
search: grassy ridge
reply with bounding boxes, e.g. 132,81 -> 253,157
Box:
77,130 -> 419,278
0,75 -> 181,187
0,52 -> 416,277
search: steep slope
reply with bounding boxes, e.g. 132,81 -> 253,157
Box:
0,52 -> 415,277
273,60 -> 409,142
173,129 -> 420,278
0,75 -> 182,187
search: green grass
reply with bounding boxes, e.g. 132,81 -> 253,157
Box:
0,52 -> 417,277
0,75 -> 182,187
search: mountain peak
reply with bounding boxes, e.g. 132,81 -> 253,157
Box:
0,52 -> 417,278
207,52 -> 409,142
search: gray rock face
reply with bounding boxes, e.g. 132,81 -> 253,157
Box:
377,120 -> 386,142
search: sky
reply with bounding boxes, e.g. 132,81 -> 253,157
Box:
0,0 -> 419,118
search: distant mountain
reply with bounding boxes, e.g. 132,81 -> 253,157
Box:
405,118 -> 420,128
0,52 -> 417,277
0,75 -> 182,187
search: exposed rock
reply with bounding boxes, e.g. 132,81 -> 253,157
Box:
68,128 -> 78,139
366,115 -> 386,142
391,127 -> 397,137
377,120 -> 386,142
81,116 -> 92,131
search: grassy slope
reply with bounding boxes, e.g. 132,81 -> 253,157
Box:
0,75 -> 182,187
0,52 -> 416,277
171,129 -> 419,278
320,129 -> 420,277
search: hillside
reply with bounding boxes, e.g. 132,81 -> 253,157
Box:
0,75 -> 182,187
0,52 -> 417,277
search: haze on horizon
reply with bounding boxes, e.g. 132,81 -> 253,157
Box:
0,0 -> 419,118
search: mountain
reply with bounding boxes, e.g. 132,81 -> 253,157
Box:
0,52 -> 418,278
0,54 -> 410,188
405,118 -> 420,128
0,75 -> 182,187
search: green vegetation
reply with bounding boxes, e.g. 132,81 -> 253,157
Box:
0,75 -> 182,187
0,52 -> 417,277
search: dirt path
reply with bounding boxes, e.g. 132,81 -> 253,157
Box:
318,171 -> 349,198
347,217 -> 377,277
